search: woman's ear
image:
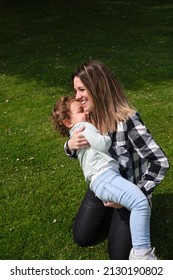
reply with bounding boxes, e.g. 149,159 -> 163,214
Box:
63,119 -> 73,128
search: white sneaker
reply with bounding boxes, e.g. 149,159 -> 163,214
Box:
129,248 -> 157,260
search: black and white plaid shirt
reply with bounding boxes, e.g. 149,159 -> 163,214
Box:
109,112 -> 169,195
65,112 -> 169,196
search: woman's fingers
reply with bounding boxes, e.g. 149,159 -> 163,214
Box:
103,202 -> 123,209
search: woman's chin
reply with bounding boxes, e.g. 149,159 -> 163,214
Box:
83,105 -> 88,112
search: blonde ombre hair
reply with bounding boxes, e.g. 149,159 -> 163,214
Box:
72,60 -> 135,133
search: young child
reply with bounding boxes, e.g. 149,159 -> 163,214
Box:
51,95 -> 157,260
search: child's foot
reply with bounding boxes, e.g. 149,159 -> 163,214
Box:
129,248 -> 157,260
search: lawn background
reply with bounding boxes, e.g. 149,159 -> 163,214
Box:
0,0 -> 173,260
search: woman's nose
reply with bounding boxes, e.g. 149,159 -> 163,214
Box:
75,91 -> 81,100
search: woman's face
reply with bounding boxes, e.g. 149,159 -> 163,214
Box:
73,76 -> 94,113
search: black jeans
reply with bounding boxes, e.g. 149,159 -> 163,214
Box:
73,188 -> 132,260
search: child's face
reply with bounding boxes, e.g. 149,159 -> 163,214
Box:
69,100 -> 87,125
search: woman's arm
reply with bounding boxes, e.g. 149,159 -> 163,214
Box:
127,113 -> 169,195
66,122 -> 112,154
64,126 -> 89,156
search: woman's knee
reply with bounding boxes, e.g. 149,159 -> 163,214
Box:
73,227 -> 98,247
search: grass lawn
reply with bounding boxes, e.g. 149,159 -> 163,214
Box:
0,0 -> 173,260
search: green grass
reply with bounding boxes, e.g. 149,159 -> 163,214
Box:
0,0 -> 173,260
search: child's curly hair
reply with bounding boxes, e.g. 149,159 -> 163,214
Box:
51,96 -> 76,137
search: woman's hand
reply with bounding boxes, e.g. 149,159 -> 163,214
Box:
103,202 -> 123,209
68,126 -> 89,151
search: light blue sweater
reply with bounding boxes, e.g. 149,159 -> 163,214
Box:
70,122 -> 119,184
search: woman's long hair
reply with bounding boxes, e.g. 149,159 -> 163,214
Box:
72,60 -> 135,133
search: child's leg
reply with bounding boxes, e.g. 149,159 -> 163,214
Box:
90,169 -> 151,251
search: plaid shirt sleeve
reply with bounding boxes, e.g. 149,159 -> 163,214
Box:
127,113 -> 169,195
110,112 -> 169,196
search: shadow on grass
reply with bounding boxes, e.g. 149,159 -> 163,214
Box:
151,193 -> 173,260
0,0 -> 173,89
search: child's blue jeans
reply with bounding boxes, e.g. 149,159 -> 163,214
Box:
90,168 -> 151,250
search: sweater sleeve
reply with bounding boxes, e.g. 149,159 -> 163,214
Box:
78,122 -> 112,153
127,113 -> 169,194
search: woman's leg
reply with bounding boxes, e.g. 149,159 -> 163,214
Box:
73,188 -> 133,260
73,188 -> 113,246
108,208 -> 132,260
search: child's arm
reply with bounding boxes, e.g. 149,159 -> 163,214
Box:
77,122 -> 112,153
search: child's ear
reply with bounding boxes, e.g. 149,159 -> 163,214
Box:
63,119 -> 73,128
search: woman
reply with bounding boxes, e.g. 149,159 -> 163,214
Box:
65,60 -> 169,259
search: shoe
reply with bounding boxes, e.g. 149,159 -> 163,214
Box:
129,248 -> 157,260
